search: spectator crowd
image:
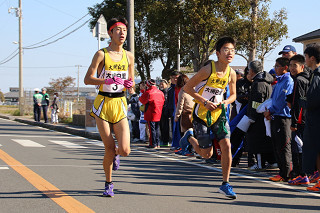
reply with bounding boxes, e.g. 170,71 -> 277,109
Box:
127,44 -> 320,193
33,88 -> 59,124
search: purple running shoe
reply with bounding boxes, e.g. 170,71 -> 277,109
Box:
112,155 -> 120,171
103,182 -> 114,197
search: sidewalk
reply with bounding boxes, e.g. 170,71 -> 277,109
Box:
0,114 -> 100,140
0,113 -> 279,179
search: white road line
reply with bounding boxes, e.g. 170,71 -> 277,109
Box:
49,140 -> 87,149
0,134 -> 82,139
0,167 -> 9,169
85,140 -> 104,147
0,118 -> 29,125
11,139 -> 45,148
133,149 -> 320,198
0,165 -> 99,168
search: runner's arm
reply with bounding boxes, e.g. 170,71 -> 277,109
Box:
126,51 -> 135,93
84,50 -> 105,85
184,64 -> 217,111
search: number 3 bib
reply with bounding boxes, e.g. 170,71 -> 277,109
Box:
96,48 -> 129,93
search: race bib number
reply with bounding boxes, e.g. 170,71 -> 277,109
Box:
202,86 -> 223,104
103,70 -> 127,93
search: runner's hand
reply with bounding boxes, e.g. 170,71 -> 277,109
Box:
205,101 -> 220,111
105,78 -> 114,85
124,78 -> 133,89
113,76 -> 124,85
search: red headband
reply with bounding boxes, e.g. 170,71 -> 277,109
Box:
108,22 -> 127,32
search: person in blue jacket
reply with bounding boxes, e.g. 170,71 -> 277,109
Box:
264,57 -> 294,182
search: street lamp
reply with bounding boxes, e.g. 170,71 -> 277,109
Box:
8,1 -> 23,115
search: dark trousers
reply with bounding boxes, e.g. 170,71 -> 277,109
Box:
231,127 -> 245,166
147,121 -> 160,147
271,116 -> 292,179
291,125 -> 304,177
171,117 -> 181,148
131,120 -> 140,139
42,105 -> 48,123
160,114 -> 170,144
34,104 -> 41,122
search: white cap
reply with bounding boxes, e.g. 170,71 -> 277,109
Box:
34,88 -> 40,91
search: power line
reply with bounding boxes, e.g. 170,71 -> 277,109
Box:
24,19 -> 90,49
0,0 -> 7,7
0,48 -> 18,64
24,13 -> 89,48
0,13 -> 90,65
32,0 -> 78,18
0,52 -> 19,65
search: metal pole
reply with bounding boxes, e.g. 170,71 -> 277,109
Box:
98,23 -> 101,50
177,24 -> 180,72
75,65 -> 82,102
127,0 -> 134,55
18,0 -> 23,115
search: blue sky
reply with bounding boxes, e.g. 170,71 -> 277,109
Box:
0,0 -> 319,93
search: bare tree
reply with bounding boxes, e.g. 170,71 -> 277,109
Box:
48,76 -> 76,96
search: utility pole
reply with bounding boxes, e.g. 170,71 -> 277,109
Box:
75,65 -> 82,102
127,0 -> 134,56
177,24 -> 180,72
249,0 -> 258,62
18,0 -> 23,115
9,1 -> 23,115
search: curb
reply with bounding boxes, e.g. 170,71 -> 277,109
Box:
0,114 -> 12,120
0,114 -> 101,141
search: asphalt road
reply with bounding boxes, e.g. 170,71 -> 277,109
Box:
0,118 -> 319,213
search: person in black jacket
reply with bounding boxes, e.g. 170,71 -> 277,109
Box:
246,60 -> 275,170
230,67 -> 254,167
159,79 -> 171,146
167,71 -> 182,149
41,88 -> 50,123
303,45 -> 320,192
129,93 -> 141,142
230,67 -> 251,121
286,55 -> 310,184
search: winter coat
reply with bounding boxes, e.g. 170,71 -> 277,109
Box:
33,93 -> 43,105
268,72 -> 294,117
246,71 -> 273,153
304,66 -> 320,151
160,88 -> 169,118
167,84 -> 176,117
139,86 -> 165,122
236,77 -> 252,105
286,71 -> 310,128
50,96 -> 59,110
41,93 -> 50,106
174,88 -> 194,132
247,71 -> 273,122
129,94 -> 141,121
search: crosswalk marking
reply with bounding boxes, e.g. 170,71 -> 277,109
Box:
7,139 -> 103,149
11,139 -> 45,147
0,134 -> 82,138
85,140 -> 104,147
49,140 -> 87,149
0,167 -> 9,170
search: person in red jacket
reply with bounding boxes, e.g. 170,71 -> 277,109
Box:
139,79 -> 165,148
